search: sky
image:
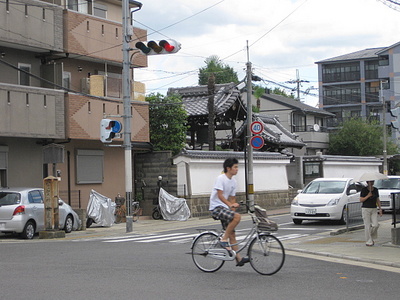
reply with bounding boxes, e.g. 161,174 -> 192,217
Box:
132,0 -> 400,107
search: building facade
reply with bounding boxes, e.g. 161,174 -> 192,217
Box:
316,42 -> 400,144
0,0 -> 149,208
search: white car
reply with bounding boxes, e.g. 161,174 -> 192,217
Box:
373,176 -> 400,211
0,187 -> 81,239
290,178 -> 363,225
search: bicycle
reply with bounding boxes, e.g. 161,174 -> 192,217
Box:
191,203 -> 285,275
132,201 -> 141,222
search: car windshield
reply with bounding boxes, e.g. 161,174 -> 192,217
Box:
374,178 -> 400,189
302,181 -> 346,194
0,192 -> 21,206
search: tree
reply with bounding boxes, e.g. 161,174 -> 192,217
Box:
328,118 -> 398,156
198,55 -> 239,85
146,93 -> 187,155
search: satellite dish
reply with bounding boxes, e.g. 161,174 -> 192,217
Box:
313,124 -> 320,132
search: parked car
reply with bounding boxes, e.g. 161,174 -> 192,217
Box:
0,187 -> 81,239
373,176 -> 400,211
290,178 -> 364,225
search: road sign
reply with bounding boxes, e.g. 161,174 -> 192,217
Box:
250,121 -> 264,135
250,135 -> 264,149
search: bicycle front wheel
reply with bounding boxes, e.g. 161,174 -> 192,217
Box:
191,232 -> 225,273
248,234 -> 285,275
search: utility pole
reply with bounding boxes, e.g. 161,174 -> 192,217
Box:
208,73 -> 216,151
122,0 -> 142,232
246,41 -> 254,209
287,69 -> 309,101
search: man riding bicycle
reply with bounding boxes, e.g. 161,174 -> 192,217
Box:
209,158 -> 250,267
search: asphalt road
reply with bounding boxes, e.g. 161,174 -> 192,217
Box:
0,213 -> 399,300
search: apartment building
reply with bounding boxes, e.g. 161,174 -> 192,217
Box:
0,0 -> 149,208
316,42 -> 400,144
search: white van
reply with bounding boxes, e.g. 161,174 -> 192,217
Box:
373,176 -> 400,211
290,178 -> 364,225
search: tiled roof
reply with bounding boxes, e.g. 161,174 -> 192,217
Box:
315,47 -> 385,64
176,149 -> 290,160
168,83 -> 242,117
260,93 -> 334,117
234,114 -> 305,149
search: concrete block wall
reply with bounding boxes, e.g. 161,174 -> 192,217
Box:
135,151 -> 178,215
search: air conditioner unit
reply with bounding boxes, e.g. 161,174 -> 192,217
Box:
81,78 -> 90,94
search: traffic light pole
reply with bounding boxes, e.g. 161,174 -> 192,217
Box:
122,0 -> 142,232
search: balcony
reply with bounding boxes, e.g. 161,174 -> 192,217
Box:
63,10 -> 147,67
0,83 -> 65,139
0,1 -> 63,52
65,93 -> 149,142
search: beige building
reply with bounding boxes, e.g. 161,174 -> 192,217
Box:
0,0 -> 149,208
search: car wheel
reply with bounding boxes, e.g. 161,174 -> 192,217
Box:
293,219 -> 302,225
339,207 -> 347,225
21,220 -> 36,239
64,215 -> 73,233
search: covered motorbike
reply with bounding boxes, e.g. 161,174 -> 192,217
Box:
86,189 -> 115,227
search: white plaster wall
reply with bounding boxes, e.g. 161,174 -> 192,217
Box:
174,156 -> 291,196
322,161 -> 381,180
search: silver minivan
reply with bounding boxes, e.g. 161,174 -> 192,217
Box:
0,187 -> 81,239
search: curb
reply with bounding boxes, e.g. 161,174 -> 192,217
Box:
286,247 -> 400,269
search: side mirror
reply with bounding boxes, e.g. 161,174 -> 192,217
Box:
297,189 -> 303,193
349,189 -> 357,195
58,199 -> 64,206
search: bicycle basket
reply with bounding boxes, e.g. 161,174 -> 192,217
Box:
254,205 -> 278,232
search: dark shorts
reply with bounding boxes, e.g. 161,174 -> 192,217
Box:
211,206 -> 235,230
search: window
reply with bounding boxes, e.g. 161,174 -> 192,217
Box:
365,81 -> 379,102
292,114 -> 306,132
364,60 -> 379,80
68,0 -> 89,14
322,62 -> 360,83
94,2 -> 107,18
18,63 -> 31,86
76,150 -> 104,184
28,190 -> 43,204
63,71 -> 71,89
323,84 -> 361,105
379,55 -> 389,66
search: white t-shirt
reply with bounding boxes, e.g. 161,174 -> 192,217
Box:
209,173 -> 237,210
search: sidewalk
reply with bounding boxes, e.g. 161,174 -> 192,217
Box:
67,208 -> 400,269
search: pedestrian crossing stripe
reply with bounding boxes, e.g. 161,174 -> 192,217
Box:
72,231 -> 309,244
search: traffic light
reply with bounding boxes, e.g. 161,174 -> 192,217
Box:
390,107 -> 400,130
135,39 -> 181,55
100,119 -> 122,143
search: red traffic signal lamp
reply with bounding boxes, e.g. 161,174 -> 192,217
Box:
135,39 -> 181,55
100,119 -> 122,143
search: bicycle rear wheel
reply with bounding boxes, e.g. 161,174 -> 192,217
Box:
191,232 -> 225,272
248,234 -> 285,275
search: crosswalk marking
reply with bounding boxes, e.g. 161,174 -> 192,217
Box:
71,230 -> 311,244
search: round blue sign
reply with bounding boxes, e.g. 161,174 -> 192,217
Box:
250,135 -> 264,149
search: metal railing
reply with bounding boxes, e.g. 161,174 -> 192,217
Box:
346,201 -> 363,231
391,192 -> 400,228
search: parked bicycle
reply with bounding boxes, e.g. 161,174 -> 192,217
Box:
132,201 -> 141,222
191,203 -> 285,275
